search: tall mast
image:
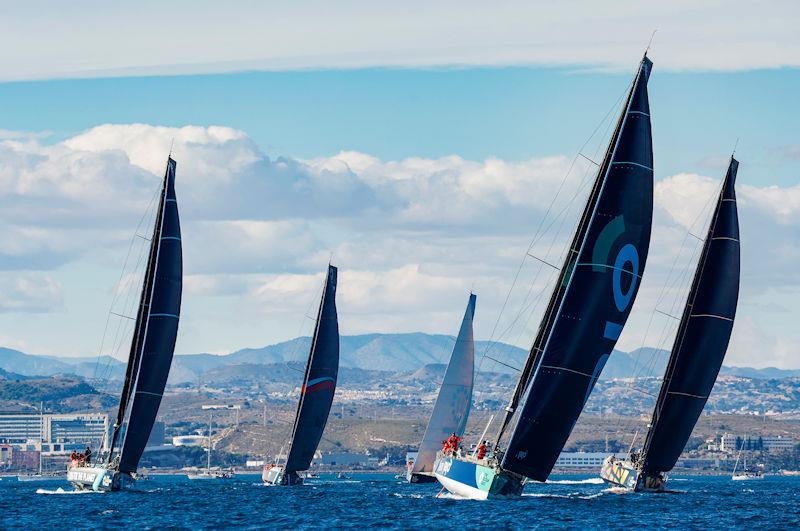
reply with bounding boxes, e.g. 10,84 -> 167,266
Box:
493,54 -> 650,449
284,266 -> 330,458
639,156 -> 739,469
107,158 -> 170,461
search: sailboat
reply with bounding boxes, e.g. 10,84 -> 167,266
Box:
187,410 -> 234,480
67,156 -> 183,492
600,156 -> 741,492
407,294 -> 476,484
731,436 -> 763,481
434,53 -> 655,499
263,265 -> 339,486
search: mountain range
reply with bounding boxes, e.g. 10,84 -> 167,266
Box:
1,334 -> 798,385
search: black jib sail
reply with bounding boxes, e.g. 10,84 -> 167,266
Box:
112,157 -> 183,474
500,56 -> 654,482
640,158 -> 740,477
284,265 -> 340,473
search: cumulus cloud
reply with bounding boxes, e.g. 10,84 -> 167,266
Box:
0,273 -> 63,313
1,123 -> 798,368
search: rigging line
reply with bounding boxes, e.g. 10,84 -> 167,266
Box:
93,184 -> 162,381
652,177 -> 730,424
578,152 -> 600,166
487,149 -> 600,355
484,355 -> 521,372
525,253 -> 560,270
477,79 -> 630,372
655,309 -> 680,320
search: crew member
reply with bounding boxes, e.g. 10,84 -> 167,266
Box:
476,441 -> 487,460
85,446 -> 92,465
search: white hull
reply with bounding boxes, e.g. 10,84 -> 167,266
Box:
262,465 -> 303,486
435,473 -> 489,500
187,472 -> 233,480
732,474 -> 764,481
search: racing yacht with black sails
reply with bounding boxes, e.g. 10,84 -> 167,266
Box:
263,264 -> 340,486
407,294 -> 476,483
68,156 -> 183,492
433,54 -> 655,499
600,156 -> 741,492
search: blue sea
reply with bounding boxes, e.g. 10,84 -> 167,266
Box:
2,473 -> 798,529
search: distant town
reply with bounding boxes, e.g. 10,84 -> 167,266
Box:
2,334 -> 799,476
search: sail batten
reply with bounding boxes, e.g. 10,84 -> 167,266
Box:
284,265 -> 340,473
500,56 -> 654,481
117,158 -> 183,474
639,157 -> 740,477
412,294 -> 476,475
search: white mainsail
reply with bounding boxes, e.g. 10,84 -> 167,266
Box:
412,294 -> 476,476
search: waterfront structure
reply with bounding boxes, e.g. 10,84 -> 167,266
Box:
0,412 -> 109,453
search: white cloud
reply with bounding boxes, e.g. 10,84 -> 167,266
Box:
1,123 -> 798,368
0,1 -> 798,81
0,273 -> 63,313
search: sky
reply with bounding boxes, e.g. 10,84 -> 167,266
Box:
0,1 -> 798,369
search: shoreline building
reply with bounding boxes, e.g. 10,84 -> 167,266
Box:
0,412 -> 109,455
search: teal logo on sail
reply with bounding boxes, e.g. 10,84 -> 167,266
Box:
591,216 -> 640,340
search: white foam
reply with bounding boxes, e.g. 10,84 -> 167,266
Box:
36,487 -> 99,495
545,478 -> 604,485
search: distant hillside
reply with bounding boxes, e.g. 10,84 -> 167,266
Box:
2,334 -> 798,385
0,375 -> 116,413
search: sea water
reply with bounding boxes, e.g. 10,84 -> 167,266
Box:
2,473 -> 798,529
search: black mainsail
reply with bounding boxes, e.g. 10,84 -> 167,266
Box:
284,265 -> 340,473
108,157 -> 183,474
639,157 -> 740,479
499,55 -> 654,482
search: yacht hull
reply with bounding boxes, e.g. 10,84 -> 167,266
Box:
67,466 -> 134,492
599,456 -> 666,492
262,465 -> 304,486
433,455 -> 524,499
406,471 -> 438,484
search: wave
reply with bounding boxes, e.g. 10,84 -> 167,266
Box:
545,478 -> 604,485
36,487 -> 98,495
392,493 -> 425,499
523,491 -> 607,500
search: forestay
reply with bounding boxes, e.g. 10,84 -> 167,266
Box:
640,158 -> 740,476
501,57 -> 655,482
412,294 -> 476,475
118,157 -> 183,474
285,265 -> 340,473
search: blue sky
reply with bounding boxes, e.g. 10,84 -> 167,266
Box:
0,1 -> 798,370
1,67 -> 798,185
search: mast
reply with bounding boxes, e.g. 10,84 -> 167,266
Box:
638,156 -> 740,475
283,264 -> 339,473
285,267 -> 330,458
107,159 -> 169,461
207,411 -> 212,473
494,54 -> 651,449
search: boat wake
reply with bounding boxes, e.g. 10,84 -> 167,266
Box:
392,493 -> 426,499
36,487 -> 99,495
523,491 -> 607,500
545,478 -> 604,485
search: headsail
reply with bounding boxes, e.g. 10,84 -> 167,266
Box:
284,265 -> 340,473
115,157 -> 183,474
501,56 -> 654,481
640,157 -> 740,477
412,294 -> 476,475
